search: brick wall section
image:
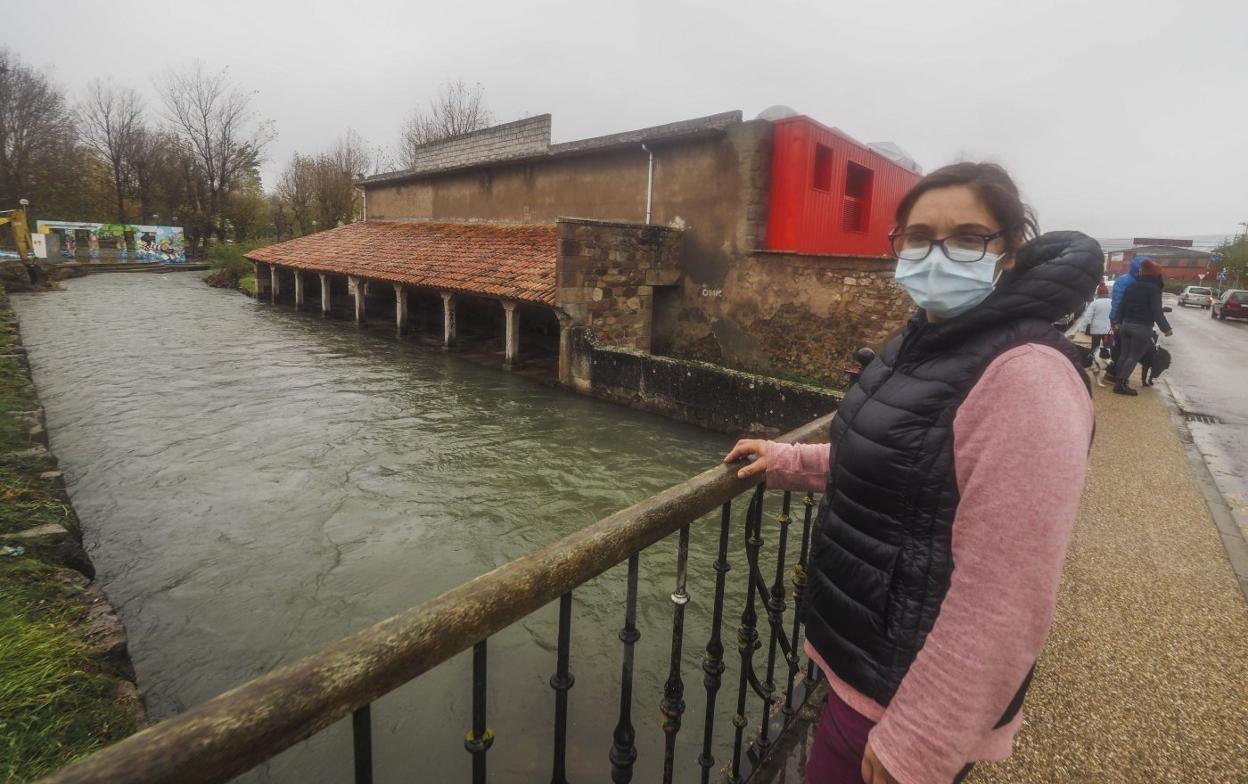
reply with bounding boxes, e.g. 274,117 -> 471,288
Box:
556,218 -> 683,351
401,115 -> 551,175
565,327 -> 840,435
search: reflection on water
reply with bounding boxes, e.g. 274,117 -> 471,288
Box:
13,274 -> 809,783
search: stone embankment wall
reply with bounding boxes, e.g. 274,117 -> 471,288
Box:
664,252 -> 910,388
564,326 -> 840,436
0,285 -> 143,778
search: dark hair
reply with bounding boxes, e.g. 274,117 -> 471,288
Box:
1139,259 -> 1162,278
894,162 -> 1038,254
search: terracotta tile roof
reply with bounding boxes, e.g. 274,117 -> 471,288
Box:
245,221 -> 557,306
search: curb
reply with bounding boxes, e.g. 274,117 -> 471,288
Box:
1160,376 -> 1248,603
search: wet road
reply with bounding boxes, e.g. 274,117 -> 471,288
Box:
11,274 -> 797,783
1157,294 -> 1248,554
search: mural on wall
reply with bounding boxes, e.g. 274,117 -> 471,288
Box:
35,221 -> 187,263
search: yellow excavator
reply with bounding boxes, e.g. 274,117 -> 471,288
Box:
0,199 -> 43,281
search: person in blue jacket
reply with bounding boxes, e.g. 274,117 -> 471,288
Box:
1106,256 -> 1148,380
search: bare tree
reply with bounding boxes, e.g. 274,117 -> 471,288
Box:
274,153 -> 317,236
158,62 -> 273,248
272,130 -> 371,237
314,129 -> 370,228
0,48 -> 78,217
399,79 -> 492,168
81,79 -> 145,223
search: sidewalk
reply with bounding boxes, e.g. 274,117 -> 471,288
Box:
968,382 -> 1248,783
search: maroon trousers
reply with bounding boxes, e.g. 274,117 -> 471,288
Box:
804,689 -> 974,784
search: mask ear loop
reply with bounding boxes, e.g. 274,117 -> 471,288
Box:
991,251 -> 1012,288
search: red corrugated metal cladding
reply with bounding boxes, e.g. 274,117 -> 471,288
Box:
765,116 -> 921,256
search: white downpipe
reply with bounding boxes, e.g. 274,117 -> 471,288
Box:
642,144 -> 654,224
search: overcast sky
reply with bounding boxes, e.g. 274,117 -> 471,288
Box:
11,0 -> 1247,239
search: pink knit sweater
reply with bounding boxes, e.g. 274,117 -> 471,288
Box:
765,344 -> 1094,784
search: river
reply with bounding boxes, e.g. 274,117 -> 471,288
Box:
13,274 -> 805,783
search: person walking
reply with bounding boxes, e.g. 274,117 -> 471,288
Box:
1112,259 -> 1172,396
1105,256 -> 1147,380
725,162 -> 1099,784
1070,283 -> 1112,353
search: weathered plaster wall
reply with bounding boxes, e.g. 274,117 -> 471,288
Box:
564,326 -> 840,435
365,121 -> 774,345
666,252 -> 912,387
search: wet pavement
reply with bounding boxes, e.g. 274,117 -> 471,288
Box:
1156,293 -> 1248,591
968,378 -> 1248,783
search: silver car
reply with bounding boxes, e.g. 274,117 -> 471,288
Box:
1178,285 -> 1214,309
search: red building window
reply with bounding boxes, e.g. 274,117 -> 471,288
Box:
813,144 -> 833,191
843,162 -> 873,233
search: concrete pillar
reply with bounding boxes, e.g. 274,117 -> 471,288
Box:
502,301 -> 519,369
349,276 -> 365,322
270,265 -> 281,303
293,270 -> 305,309
394,283 -> 408,332
440,292 -> 457,348
319,273 -> 331,314
253,262 -> 270,301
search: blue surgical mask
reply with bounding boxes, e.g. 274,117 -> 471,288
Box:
894,246 -> 1003,319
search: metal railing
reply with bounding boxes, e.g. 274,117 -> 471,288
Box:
37,413 -> 837,784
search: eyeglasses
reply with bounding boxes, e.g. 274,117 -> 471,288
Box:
888,230 -> 1007,263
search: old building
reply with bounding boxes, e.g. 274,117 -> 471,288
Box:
248,108 -> 919,399
1107,241 -> 1215,283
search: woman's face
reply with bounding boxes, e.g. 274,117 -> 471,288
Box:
902,185 -> 1015,275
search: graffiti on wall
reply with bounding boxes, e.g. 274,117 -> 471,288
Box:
35,220 -> 187,263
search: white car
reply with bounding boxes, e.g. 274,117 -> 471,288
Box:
1177,285 -> 1214,309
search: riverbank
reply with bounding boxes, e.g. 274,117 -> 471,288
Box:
0,286 -> 143,782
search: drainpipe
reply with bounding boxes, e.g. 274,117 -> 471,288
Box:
641,144 -> 654,224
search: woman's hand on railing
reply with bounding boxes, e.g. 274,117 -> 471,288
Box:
724,439 -> 771,480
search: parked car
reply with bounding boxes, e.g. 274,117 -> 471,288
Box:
1178,285 -> 1214,308
1211,290 -> 1248,321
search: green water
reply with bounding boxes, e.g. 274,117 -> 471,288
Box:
12,274 -> 816,783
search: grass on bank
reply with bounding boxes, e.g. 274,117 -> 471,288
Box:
0,560 -> 136,782
0,289 -> 137,781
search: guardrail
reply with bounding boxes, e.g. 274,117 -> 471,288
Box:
37,412 -> 838,784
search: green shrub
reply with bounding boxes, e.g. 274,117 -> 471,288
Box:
205,242 -> 267,291
238,275 -> 257,297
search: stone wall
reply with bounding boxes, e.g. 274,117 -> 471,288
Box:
555,218 -> 683,351
564,326 -> 840,435
665,251 -> 911,387
396,115 -> 551,176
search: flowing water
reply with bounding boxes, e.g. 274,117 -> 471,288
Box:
13,274 -> 812,783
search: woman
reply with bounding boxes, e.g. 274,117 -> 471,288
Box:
725,162 -> 1100,784
1071,283 -> 1112,353
1112,260 -> 1172,397
1068,283 -> 1113,384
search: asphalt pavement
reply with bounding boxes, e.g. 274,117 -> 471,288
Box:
1157,292 -> 1248,594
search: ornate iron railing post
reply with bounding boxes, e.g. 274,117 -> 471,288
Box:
784,493 -> 817,715
697,501 -> 733,784
609,554 -> 641,783
550,593 -> 574,784
729,486 -> 766,782
464,640 -> 493,784
754,492 -> 793,755
660,525 -> 691,783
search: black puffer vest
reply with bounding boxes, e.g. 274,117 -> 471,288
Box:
804,231 -> 1102,711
